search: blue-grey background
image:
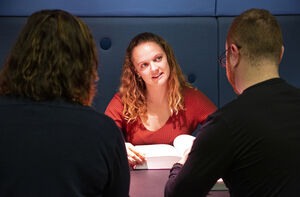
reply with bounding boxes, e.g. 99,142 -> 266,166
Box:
0,0 -> 299,112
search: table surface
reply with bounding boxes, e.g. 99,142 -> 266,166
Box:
130,169 -> 230,197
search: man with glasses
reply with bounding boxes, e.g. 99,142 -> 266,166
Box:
165,8 -> 300,197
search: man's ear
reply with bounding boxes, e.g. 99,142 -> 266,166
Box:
229,44 -> 240,68
279,45 -> 284,63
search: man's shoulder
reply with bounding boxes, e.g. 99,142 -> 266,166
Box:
211,96 -> 247,125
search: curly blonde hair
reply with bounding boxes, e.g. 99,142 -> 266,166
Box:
120,32 -> 191,122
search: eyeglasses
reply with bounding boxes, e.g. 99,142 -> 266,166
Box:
218,45 -> 241,68
218,49 -> 228,68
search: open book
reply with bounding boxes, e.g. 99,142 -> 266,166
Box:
134,134 -> 195,169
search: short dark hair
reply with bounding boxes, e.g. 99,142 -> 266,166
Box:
0,9 -> 98,106
227,8 -> 283,65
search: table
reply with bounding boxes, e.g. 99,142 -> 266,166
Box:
130,169 -> 230,197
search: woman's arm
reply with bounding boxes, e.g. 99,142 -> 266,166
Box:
105,93 -> 146,166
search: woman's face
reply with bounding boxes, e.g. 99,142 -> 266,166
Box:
131,41 -> 170,89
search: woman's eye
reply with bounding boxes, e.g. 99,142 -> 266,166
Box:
155,56 -> 162,61
141,63 -> 148,68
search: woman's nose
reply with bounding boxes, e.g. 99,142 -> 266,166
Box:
150,62 -> 159,71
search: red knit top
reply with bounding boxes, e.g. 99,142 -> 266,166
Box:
105,87 -> 217,145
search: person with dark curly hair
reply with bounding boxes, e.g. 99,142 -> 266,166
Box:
0,9 -> 129,197
105,32 -> 216,166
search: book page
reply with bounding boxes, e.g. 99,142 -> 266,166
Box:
173,134 -> 195,156
134,144 -> 182,169
134,144 -> 180,157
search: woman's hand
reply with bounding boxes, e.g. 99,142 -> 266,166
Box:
125,142 -> 146,167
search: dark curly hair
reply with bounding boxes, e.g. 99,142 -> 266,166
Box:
0,9 -> 98,106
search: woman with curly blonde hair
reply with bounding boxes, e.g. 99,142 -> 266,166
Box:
105,32 -> 216,166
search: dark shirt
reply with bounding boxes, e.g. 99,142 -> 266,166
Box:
0,96 -> 130,197
165,78 -> 300,197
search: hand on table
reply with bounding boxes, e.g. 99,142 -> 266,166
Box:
125,142 -> 146,167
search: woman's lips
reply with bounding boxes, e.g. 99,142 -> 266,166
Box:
152,72 -> 163,79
